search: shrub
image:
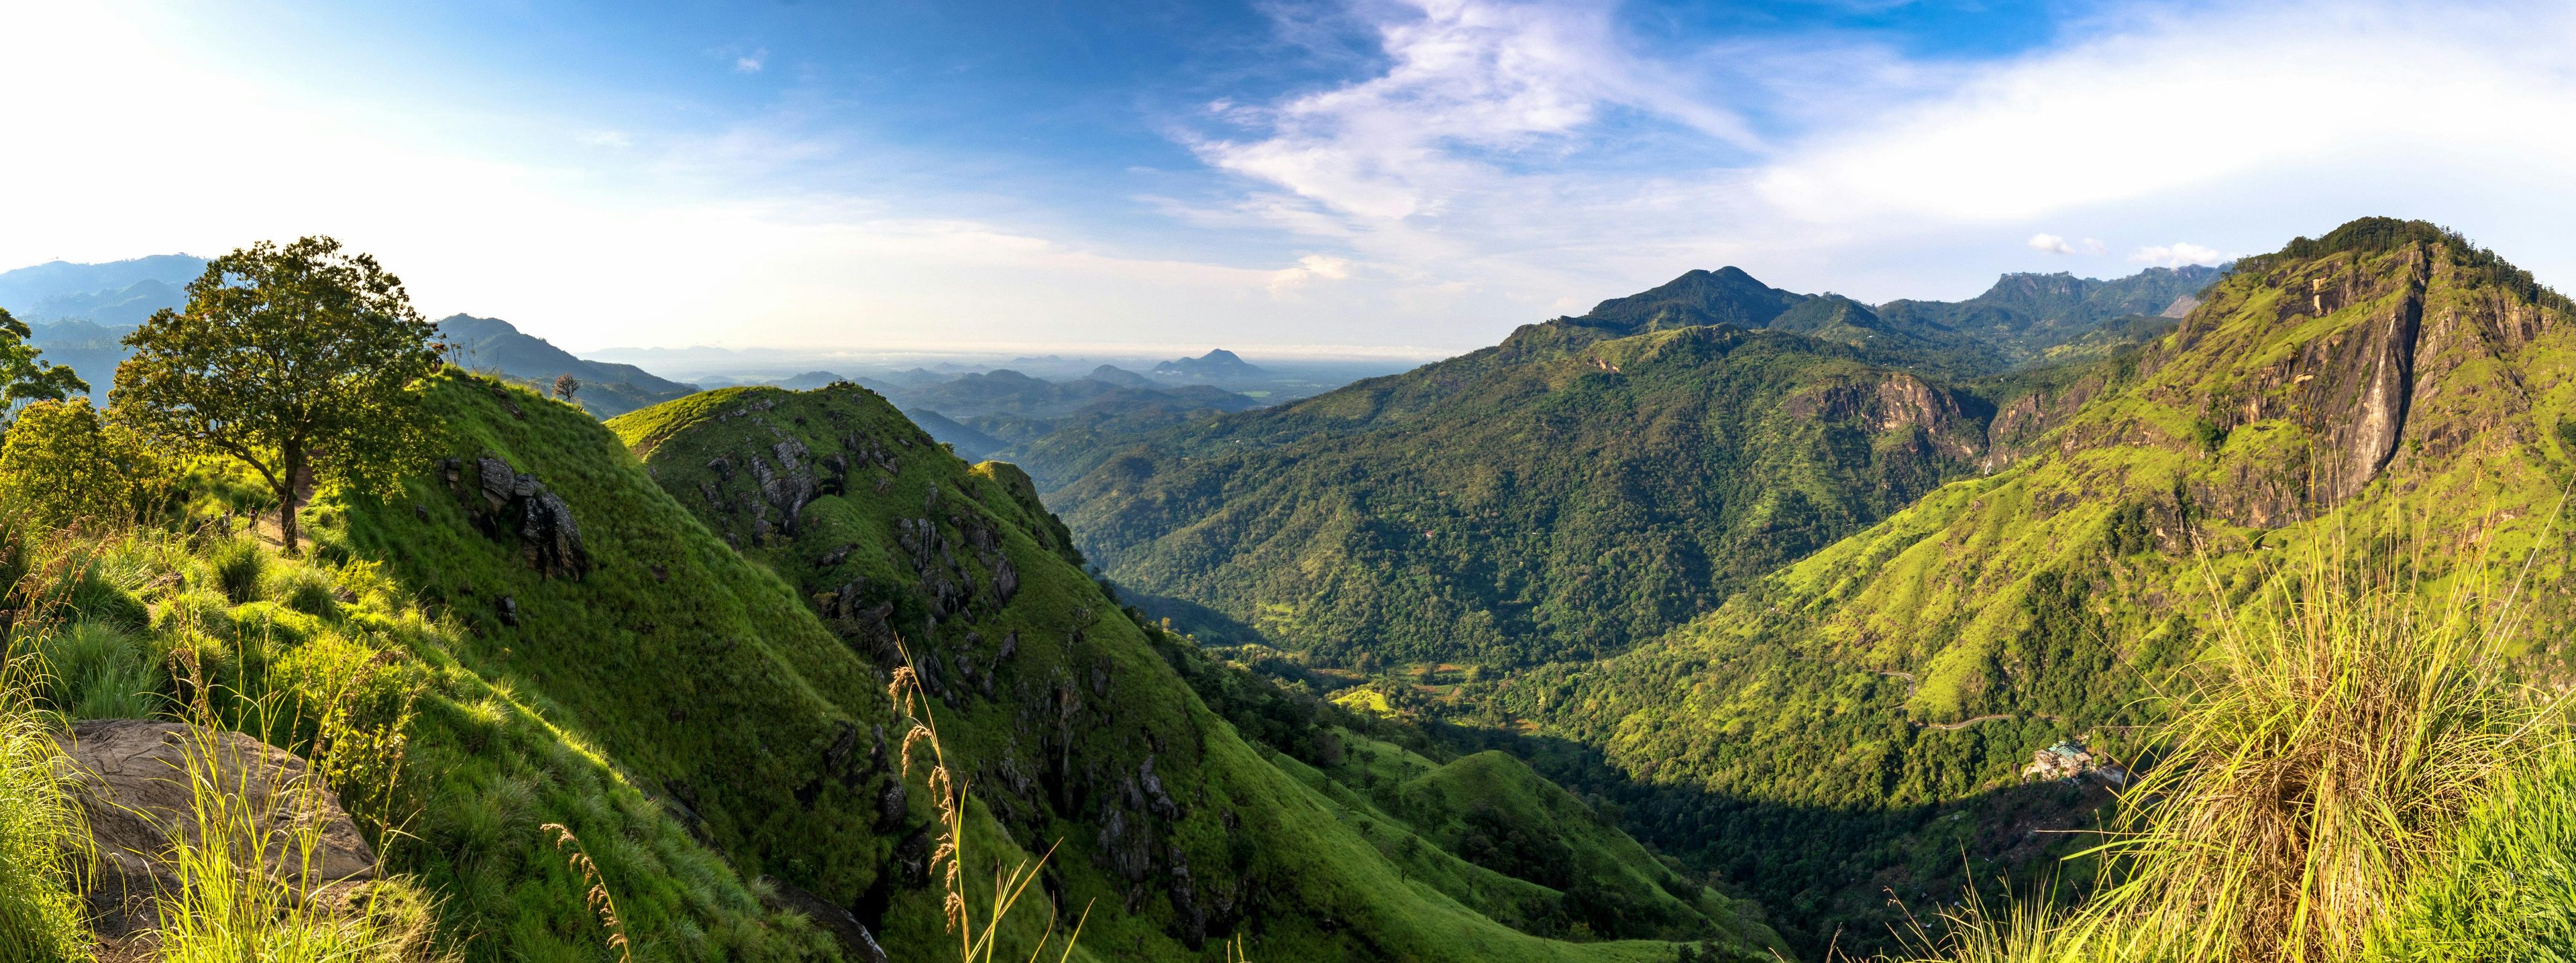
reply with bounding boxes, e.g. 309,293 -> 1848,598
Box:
268,564 -> 340,618
0,397 -> 170,529
211,539 -> 268,604
30,620 -> 162,720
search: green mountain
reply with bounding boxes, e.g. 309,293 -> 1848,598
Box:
437,313 -> 699,418
602,383 -> 1790,960
1052,314 -> 1996,668
1477,218 -> 2576,954
1046,265 -> 2221,671
1873,264 -> 2223,367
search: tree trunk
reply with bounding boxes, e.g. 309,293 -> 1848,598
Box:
278,443 -> 303,556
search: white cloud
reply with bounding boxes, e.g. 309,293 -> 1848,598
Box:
1269,253 -> 1356,293
2131,242 -> 2224,268
2027,233 -> 2102,256
1173,0 -> 2576,314
1187,0 -> 1756,223
734,48 -> 767,73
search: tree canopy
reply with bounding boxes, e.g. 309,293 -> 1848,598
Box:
0,306 -> 91,408
0,398 -> 168,527
109,236 -> 443,553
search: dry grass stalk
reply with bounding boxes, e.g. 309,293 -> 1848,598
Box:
540,823 -> 633,962
888,638 -> 1089,963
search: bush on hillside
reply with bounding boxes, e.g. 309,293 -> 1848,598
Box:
0,398 -> 170,530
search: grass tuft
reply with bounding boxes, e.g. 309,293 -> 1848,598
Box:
2078,534 -> 2554,962
0,647 -> 93,962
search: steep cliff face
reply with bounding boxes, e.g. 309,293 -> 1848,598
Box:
1780,373 -> 1983,460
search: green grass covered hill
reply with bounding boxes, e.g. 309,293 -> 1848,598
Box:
0,367 -> 1788,960
603,382 -> 1792,961
1472,218 -> 2576,954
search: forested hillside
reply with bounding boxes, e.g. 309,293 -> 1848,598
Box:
1477,218 -> 2576,953
1049,264 -> 2215,668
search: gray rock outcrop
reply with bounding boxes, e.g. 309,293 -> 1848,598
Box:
54,720 -> 379,939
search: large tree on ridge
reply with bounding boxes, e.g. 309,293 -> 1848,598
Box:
110,236 -> 442,554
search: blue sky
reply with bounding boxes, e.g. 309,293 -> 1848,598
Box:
7,1 -> 2576,357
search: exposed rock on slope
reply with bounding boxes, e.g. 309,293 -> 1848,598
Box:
58,720 -> 378,938
435,454 -> 590,579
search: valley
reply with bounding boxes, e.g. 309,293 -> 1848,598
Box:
2,218 -> 2570,962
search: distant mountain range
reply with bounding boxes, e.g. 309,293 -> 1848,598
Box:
0,254 -> 205,325
1051,262 -> 2225,672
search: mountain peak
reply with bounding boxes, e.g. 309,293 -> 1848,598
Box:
1578,266 -> 1808,333
1154,349 -> 1265,378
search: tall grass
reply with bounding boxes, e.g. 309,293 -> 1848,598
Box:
145,648 -> 435,961
2075,535 -> 2555,962
0,649 -> 93,962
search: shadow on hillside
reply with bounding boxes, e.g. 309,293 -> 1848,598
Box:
1440,728 -> 2116,960
1118,585 -> 1273,648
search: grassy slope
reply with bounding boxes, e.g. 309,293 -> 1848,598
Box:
606,384 -> 1788,962
1487,223 -> 2576,954
1051,321 -> 1994,669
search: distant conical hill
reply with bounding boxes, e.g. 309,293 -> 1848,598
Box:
1489,217 -> 2576,953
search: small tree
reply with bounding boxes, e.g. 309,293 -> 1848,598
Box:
0,398 -> 169,527
552,372 -> 579,403
110,237 -> 442,554
0,307 -> 90,408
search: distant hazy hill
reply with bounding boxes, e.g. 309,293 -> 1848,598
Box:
0,255 -> 212,391
1155,347 -> 1266,380
0,254 -> 205,322
1089,363 -> 1155,387
435,314 -> 698,418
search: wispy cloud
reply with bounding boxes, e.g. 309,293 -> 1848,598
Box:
1173,0 -> 2576,310
734,47 -> 767,73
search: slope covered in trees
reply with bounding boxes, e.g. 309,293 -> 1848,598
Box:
1479,218 -> 2576,953
1049,264 -> 2214,669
